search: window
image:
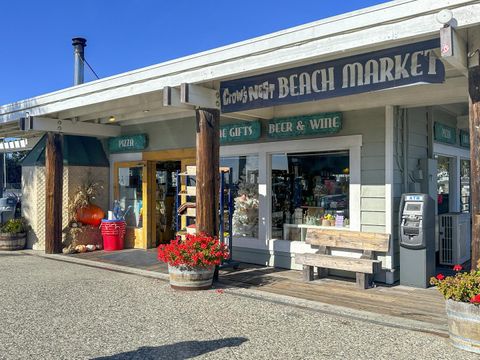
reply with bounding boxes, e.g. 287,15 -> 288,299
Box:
220,155 -> 259,238
460,159 -> 471,213
271,151 -> 350,240
437,156 -> 451,215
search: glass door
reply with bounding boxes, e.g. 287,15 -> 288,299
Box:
115,161 -> 148,249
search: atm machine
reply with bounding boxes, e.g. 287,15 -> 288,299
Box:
399,193 -> 435,288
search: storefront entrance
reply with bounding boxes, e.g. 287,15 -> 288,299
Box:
114,149 -> 196,249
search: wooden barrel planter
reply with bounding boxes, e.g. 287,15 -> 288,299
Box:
0,233 -> 27,251
167,265 -> 215,290
446,299 -> 480,354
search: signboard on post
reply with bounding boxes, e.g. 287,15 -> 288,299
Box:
268,112 -> 342,138
109,134 -> 148,153
220,121 -> 261,143
434,123 -> 456,144
220,39 -> 445,113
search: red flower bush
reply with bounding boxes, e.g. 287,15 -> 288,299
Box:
436,273 -> 445,281
470,294 -> 480,304
157,233 -> 229,269
453,264 -> 463,272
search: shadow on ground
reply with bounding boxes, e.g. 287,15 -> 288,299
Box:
93,337 -> 248,360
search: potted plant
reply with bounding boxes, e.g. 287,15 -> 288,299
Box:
158,233 -> 230,290
430,264 -> 480,354
0,218 -> 28,251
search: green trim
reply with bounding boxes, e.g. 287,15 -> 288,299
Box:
434,122 -> 456,144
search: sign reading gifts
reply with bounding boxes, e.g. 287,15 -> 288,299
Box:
109,134 -> 148,153
220,39 -> 445,113
268,112 -> 342,138
220,121 -> 261,143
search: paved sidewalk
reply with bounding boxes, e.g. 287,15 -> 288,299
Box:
22,249 -> 448,336
1,251 -> 477,360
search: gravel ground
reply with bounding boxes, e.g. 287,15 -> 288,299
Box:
0,252 -> 477,360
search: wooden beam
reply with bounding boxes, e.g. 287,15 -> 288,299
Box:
163,86 -> 194,110
440,25 -> 467,76
469,65 -> 480,270
21,116 -> 121,138
181,83 -> 220,109
195,108 -> 220,237
44,132 -> 63,254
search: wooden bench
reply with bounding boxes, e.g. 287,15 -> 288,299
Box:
295,229 -> 390,289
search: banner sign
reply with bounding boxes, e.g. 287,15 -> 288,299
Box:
460,130 -> 470,148
268,112 -> 342,138
220,39 -> 444,113
434,123 -> 456,144
220,120 -> 261,143
109,134 -> 148,153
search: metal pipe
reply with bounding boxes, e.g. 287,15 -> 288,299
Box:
72,37 -> 86,85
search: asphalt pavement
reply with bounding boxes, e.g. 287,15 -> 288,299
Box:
0,252 -> 477,360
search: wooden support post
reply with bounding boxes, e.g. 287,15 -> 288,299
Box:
469,66 -> 480,270
195,108 -> 219,237
45,133 -> 63,254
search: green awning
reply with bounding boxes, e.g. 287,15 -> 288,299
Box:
22,134 -> 109,167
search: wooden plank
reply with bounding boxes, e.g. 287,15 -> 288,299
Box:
303,265 -> 314,281
295,253 -> 381,274
44,132 -> 63,254
305,228 -> 390,252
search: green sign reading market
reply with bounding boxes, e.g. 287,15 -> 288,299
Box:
460,130 -> 470,148
434,122 -> 456,145
268,112 -> 342,138
220,120 -> 261,143
109,134 -> 148,153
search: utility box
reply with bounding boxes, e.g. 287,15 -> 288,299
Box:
399,193 -> 436,288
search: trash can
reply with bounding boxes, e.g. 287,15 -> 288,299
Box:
100,219 -> 126,251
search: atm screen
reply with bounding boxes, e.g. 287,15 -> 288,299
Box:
406,203 -> 421,212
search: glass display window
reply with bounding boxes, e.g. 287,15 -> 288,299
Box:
460,159 -> 471,213
220,155 -> 259,238
271,151 -> 350,240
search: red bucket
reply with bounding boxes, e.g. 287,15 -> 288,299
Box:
100,220 -> 126,251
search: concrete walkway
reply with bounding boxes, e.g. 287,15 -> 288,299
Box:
1,251 -> 477,360
21,249 -> 448,337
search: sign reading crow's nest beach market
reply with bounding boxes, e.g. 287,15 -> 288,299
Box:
220,39 -> 445,113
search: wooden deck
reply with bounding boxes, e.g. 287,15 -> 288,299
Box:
69,249 -> 447,331
218,265 -> 447,331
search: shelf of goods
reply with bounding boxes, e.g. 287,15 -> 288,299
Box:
175,166 -> 236,270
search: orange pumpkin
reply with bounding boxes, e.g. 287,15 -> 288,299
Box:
76,204 -> 105,226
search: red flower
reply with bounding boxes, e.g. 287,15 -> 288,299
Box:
453,264 -> 463,272
216,289 -> 224,294
436,273 -> 445,281
470,294 -> 480,304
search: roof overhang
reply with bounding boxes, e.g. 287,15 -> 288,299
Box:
0,0 -> 478,132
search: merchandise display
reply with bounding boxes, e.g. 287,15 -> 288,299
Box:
271,151 -> 350,240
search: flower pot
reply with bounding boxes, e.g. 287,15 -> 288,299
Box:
0,232 -> 26,251
167,265 -> 215,291
445,299 -> 480,354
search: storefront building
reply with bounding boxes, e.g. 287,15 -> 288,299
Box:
2,0 -> 480,284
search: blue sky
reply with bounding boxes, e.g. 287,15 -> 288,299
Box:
0,0 -> 389,105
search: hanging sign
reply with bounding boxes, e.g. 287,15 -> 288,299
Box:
434,123 -> 456,144
108,134 -> 148,153
460,130 -> 470,148
268,112 -> 342,138
220,120 -> 261,143
220,39 -> 444,113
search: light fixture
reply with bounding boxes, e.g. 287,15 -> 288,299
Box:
436,9 -> 453,26
108,116 -> 116,122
